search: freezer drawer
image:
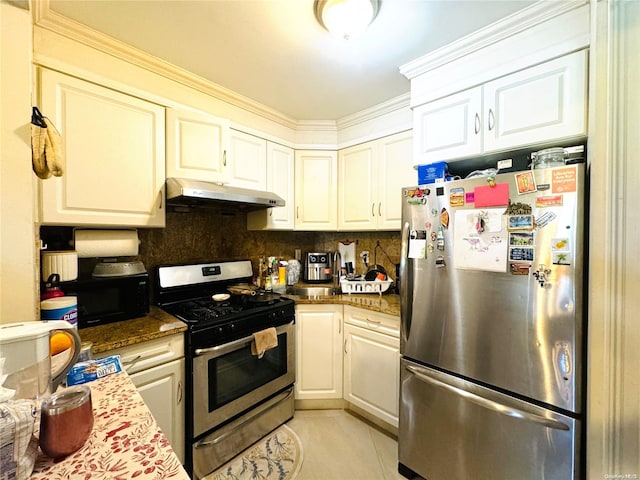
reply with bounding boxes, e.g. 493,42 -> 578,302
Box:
399,359 -> 580,480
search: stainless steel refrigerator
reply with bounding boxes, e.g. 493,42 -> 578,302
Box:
398,164 -> 586,480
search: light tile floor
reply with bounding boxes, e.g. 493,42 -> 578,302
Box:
286,410 -> 408,480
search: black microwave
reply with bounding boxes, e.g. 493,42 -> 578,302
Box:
63,273 -> 150,329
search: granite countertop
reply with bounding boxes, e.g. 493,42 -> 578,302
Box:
79,306 -> 187,355
283,283 -> 401,317
80,290 -> 398,355
30,371 -> 189,480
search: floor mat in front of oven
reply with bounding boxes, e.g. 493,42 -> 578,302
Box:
204,424 -> 303,480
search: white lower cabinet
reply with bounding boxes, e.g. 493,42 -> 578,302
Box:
343,306 -> 400,428
294,304 -> 343,400
97,334 -> 185,463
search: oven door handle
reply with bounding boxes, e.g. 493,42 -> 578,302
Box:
194,386 -> 294,449
194,321 -> 293,357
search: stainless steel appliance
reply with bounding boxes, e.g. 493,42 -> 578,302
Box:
399,164 -> 586,480
304,252 -> 332,283
156,260 -> 295,479
165,177 -> 285,211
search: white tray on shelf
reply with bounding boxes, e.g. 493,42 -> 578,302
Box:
340,279 -> 393,295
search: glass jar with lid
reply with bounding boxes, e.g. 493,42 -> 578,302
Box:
531,147 -> 566,169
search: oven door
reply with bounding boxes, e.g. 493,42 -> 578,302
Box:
192,321 -> 295,438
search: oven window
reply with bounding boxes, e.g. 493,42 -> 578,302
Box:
208,333 -> 288,412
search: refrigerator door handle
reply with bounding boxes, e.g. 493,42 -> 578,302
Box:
405,364 -> 570,431
400,220 -> 412,342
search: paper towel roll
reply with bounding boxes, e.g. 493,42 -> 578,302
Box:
74,229 -> 139,258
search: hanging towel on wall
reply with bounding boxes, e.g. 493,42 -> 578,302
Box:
31,107 -> 64,179
251,327 -> 278,359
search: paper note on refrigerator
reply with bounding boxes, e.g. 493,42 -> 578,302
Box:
453,209 -> 508,272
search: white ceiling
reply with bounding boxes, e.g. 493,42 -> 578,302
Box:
48,0 -> 536,121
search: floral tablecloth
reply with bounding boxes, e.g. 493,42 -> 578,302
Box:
31,372 -> 189,480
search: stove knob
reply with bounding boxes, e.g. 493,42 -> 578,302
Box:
229,323 -> 235,332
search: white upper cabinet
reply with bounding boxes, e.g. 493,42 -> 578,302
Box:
482,51 -> 587,152
294,150 -> 338,231
413,88 -> 483,164
227,129 -> 267,190
375,131 -> 415,228
339,131 -> 414,230
413,50 -> 588,166
38,69 -> 165,227
166,107 -> 230,183
338,142 -> 376,230
247,142 -> 295,230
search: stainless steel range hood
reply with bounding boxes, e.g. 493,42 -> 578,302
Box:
166,178 -> 285,211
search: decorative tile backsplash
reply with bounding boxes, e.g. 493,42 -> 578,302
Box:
137,211 -> 401,285
40,210 -> 402,289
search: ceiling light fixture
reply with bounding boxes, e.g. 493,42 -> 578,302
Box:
314,0 -> 380,40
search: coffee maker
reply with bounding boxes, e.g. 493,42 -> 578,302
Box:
304,252 -> 332,283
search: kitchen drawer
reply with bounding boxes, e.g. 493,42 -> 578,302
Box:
343,306 -> 399,338
99,333 -> 184,374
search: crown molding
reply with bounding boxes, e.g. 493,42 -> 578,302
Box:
32,0 -> 300,130
32,0 -> 414,135
337,93 -> 410,130
400,0 -> 588,80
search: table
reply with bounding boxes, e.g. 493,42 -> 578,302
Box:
30,371 -> 189,480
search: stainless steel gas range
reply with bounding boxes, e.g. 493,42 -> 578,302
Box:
156,260 -> 295,479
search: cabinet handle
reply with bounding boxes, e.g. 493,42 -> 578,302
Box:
371,203 -> 375,217
223,150 -> 227,166
474,113 -> 480,134
296,206 -> 299,219
269,208 -> 273,217
158,192 -> 163,210
177,380 -> 183,405
488,109 -> 495,131
344,338 -> 348,355
338,319 -> 342,334
366,317 -> 381,325
378,202 -> 382,217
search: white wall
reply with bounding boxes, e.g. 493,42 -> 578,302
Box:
587,0 -> 640,477
0,1 -> 38,324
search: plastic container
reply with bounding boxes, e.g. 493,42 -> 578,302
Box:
340,279 -> 393,295
40,296 -> 78,328
531,147 -> 566,169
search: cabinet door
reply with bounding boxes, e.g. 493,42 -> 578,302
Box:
338,142 -> 376,231
377,131 -> 415,230
483,50 -> 587,152
413,87 -> 482,166
295,305 -> 343,400
344,324 -> 400,428
129,358 -> 185,464
294,151 -> 338,231
166,107 -> 230,183
39,69 -> 165,227
247,142 -> 294,230
227,129 -> 267,190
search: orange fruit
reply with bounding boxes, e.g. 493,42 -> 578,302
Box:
50,332 -> 73,356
